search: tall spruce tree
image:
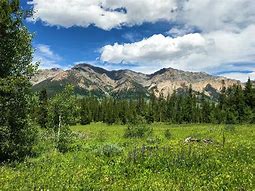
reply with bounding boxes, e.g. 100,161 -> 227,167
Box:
38,89 -> 48,128
244,78 -> 255,109
0,0 -> 37,161
201,91 -> 211,123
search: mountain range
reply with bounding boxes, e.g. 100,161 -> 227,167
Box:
31,64 -> 241,99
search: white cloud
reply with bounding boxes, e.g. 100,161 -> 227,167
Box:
30,0 -> 177,30
220,72 -> 255,82
29,0 -> 255,31
101,33 -> 207,63
166,25 -> 195,37
34,44 -> 62,69
180,0 -> 255,32
100,25 -> 255,75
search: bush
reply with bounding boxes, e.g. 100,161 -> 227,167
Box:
94,143 -> 123,157
124,124 -> 153,138
0,124 -> 38,162
31,128 -> 55,157
56,126 -> 75,153
164,129 -> 172,139
129,115 -> 147,125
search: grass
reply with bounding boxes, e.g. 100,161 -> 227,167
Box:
0,123 -> 254,190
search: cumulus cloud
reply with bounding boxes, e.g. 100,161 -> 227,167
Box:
34,44 -> 62,69
30,0 -> 177,30
100,25 -> 255,75
101,33 -> 207,63
29,0 -> 255,31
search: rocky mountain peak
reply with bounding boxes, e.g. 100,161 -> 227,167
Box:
31,64 -> 241,98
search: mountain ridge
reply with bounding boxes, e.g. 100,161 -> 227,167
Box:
31,63 -> 241,98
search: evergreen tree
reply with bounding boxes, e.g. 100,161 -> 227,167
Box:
0,0 -> 37,161
232,84 -> 246,123
80,98 -> 92,125
38,89 -> 48,128
217,80 -> 227,123
244,78 -> 255,109
200,91 -> 211,123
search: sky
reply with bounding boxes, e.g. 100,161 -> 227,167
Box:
21,0 -> 255,82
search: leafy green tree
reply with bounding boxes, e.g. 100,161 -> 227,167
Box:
47,85 -> 77,149
0,0 -> 37,161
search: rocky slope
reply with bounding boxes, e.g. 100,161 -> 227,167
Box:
32,63 -> 241,98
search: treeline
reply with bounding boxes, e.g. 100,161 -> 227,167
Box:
36,79 -> 255,127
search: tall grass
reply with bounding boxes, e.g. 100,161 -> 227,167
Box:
0,123 -> 254,190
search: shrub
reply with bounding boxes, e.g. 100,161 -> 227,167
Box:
0,124 -> 38,162
94,143 -> 123,157
31,128 -> 55,157
164,129 -> 172,139
56,126 -> 75,153
124,124 -> 153,138
129,115 -> 147,125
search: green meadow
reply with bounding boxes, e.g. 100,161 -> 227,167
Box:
1,123 -> 254,190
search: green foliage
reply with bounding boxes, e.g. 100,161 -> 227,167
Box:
94,143 -> 123,157
31,129 -> 55,156
146,136 -> 161,144
72,78 -> 255,125
79,97 -> 93,125
56,126 -> 74,153
124,124 -> 153,138
47,85 -> 77,152
38,89 -> 48,128
164,129 -> 172,139
0,0 -> 37,162
96,130 -> 108,142
0,124 -> 254,190
47,85 -> 77,129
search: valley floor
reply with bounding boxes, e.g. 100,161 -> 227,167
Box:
1,123 -> 254,190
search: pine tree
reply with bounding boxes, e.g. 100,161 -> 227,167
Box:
38,89 -> 48,128
80,98 -> 92,125
217,80 -> 227,123
201,91 -> 211,123
244,78 -> 255,109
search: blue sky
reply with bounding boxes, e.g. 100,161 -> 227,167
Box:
22,0 -> 255,81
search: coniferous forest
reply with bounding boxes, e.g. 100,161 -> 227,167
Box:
35,79 -> 255,129
0,1 -> 254,190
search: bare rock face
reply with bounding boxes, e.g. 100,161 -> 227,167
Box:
148,68 -> 240,97
32,63 -> 241,98
31,68 -> 63,85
